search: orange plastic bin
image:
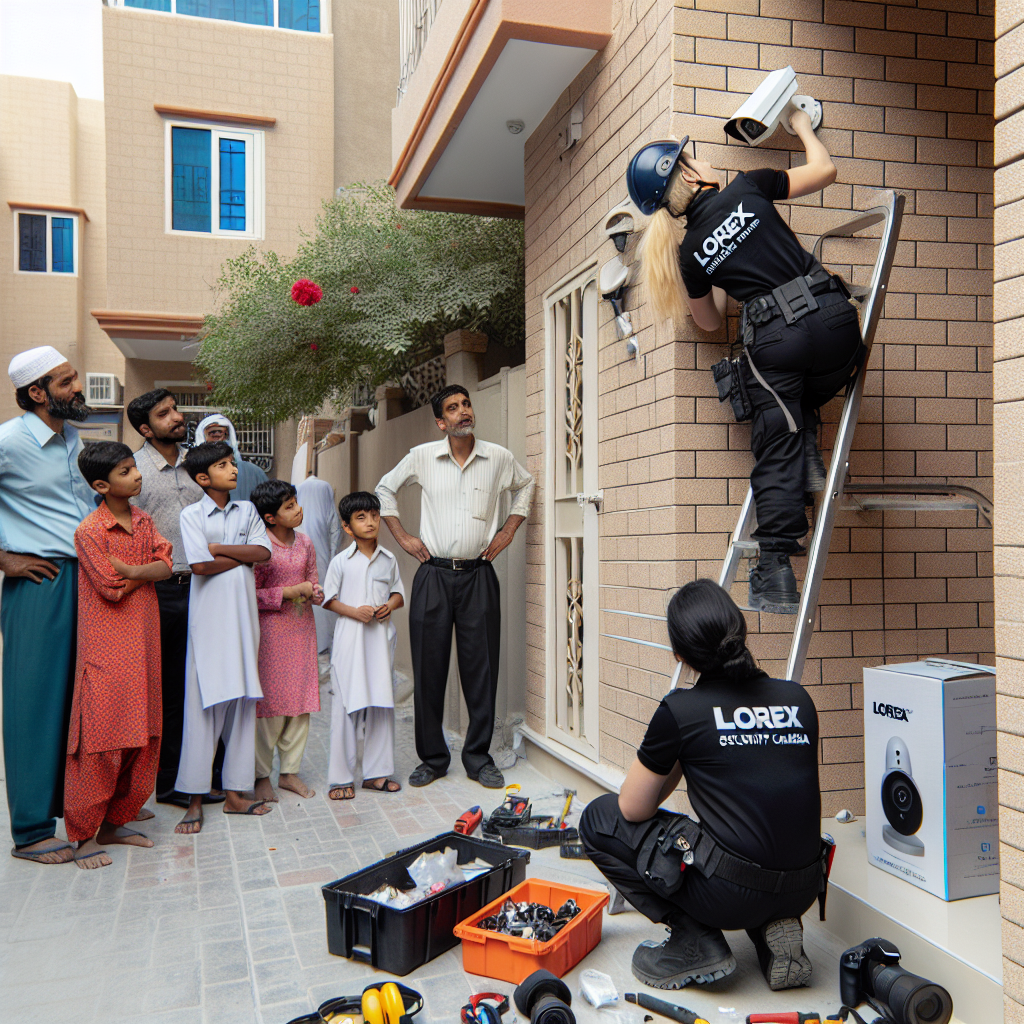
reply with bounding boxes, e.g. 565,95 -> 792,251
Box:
453,878 -> 610,983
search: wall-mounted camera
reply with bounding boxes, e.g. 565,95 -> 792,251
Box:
881,736 -> 924,857
603,199 -> 641,253
724,66 -> 822,147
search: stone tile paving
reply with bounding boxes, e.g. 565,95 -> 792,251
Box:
0,696 -> 852,1024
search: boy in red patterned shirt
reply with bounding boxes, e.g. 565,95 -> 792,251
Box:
66,442 -> 173,868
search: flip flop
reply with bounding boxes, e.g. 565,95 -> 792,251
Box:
362,777 -> 402,793
174,815 -> 203,834
73,845 -> 111,866
10,840 -> 73,864
223,801 -> 271,816
329,785 -> 356,800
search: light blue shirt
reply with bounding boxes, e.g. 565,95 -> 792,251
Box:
0,413 -> 94,560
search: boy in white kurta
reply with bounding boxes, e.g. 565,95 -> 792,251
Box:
173,441 -> 274,834
323,491 -> 405,800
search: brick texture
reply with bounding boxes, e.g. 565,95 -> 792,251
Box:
997,0 -> 1024,1011
524,0 -> 994,818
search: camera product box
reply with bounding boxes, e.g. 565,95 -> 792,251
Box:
863,659 -> 998,901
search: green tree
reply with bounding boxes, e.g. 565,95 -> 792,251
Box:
196,183 -> 524,422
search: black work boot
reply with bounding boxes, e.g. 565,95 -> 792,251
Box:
746,917 -> 812,990
631,915 -> 736,989
748,553 -> 800,615
803,430 -> 827,492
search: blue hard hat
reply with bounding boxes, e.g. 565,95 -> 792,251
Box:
626,137 -> 690,216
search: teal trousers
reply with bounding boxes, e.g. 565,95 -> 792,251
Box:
1,561 -> 77,847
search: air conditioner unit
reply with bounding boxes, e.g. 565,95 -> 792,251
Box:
86,373 -> 122,407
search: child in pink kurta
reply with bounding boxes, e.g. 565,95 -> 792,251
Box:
251,480 -> 322,801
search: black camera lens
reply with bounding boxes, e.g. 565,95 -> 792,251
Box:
740,118 -> 767,138
881,770 -> 923,836
892,782 -> 913,810
869,964 -> 953,1024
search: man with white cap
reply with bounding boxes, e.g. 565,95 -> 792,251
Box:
0,346 -> 94,864
195,413 -> 268,501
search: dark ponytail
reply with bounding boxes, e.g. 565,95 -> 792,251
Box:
666,578 -> 758,681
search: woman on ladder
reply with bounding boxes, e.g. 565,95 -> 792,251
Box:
627,110 -> 863,614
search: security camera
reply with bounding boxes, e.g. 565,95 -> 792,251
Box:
603,199 -> 641,253
600,256 -> 638,359
724,66 -> 822,147
881,736 -> 925,857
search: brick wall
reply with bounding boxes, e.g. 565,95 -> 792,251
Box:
525,0 -> 995,814
995,0 -> 1024,1014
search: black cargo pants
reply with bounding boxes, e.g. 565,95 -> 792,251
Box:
745,291 -> 863,553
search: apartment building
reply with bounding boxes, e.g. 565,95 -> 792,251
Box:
1,0 -> 398,470
389,0 -> 1014,1016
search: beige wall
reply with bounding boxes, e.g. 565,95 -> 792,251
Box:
331,0 -> 400,189
523,0 -> 995,812
0,76 -> 119,425
101,5 -> 335,317
995,0 -> 1024,1013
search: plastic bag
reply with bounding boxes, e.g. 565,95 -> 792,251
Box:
407,847 -> 465,889
580,969 -> 618,1008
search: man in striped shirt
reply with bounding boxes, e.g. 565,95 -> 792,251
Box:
376,385 -> 534,789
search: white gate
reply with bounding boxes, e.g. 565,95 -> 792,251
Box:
544,263 -> 600,758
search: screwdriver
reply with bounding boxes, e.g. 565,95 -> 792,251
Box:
746,1014 -> 827,1024
624,993 -> 710,1024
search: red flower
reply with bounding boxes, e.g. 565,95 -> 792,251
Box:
350,286 -> 359,294
291,279 -> 323,306
205,382 -> 213,392
309,343 -> 319,351
395,223 -> 401,229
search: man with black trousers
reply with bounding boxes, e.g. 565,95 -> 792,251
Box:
127,389 -> 223,807
376,385 -> 534,789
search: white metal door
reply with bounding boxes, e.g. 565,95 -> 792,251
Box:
544,263 -> 600,759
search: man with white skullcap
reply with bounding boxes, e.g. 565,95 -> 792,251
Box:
0,346 -> 94,864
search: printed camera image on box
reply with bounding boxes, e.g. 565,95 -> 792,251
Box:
863,659 -> 999,901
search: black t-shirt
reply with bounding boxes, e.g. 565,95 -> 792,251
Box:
637,670 -> 821,871
679,169 -> 817,302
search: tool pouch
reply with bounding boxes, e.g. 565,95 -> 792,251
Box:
636,814 -> 704,899
711,354 -> 753,423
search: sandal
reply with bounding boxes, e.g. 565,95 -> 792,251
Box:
362,777 -> 402,793
10,839 -> 73,864
329,785 -> 356,800
223,800 -> 271,816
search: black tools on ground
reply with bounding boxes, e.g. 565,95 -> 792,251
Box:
624,993 -> 710,1024
483,787 -> 580,849
478,897 -> 581,942
514,970 -> 575,1024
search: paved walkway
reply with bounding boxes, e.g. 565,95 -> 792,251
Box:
0,691 -> 850,1024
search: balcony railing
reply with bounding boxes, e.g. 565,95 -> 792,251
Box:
397,0 -> 443,105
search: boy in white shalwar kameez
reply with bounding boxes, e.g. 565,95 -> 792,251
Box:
323,491 -> 405,800
173,441 -> 274,834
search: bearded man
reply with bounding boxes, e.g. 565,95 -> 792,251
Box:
375,384 -> 534,790
0,346 -> 95,863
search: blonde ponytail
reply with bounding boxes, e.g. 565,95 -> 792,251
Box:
640,172 -> 699,326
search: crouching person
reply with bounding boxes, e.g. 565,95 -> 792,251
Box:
580,579 -> 824,992
66,442 -> 173,868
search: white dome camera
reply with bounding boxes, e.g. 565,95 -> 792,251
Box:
724,66 -> 822,147
881,736 -> 925,857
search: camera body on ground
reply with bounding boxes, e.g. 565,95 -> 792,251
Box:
839,938 -> 952,1024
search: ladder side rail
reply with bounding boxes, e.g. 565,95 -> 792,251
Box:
785,192 -> 906,682
718,486 -> 757,589
843,481 -> 993,525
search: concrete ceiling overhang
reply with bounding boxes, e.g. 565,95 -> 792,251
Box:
91,309 -> 205,362
390,0 -> 612,218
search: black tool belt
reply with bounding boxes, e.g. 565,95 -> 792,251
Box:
428,556 -> 487,571
636,814 -> 835,920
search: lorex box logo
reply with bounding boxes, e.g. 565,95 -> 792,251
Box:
714,705 -> 802,731
872,701 -> 911,721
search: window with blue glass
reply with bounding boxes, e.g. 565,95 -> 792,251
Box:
118,0 -> 320,31
166,122 -> 262,238
219,139 -> 246,231
16,211 -> 78,275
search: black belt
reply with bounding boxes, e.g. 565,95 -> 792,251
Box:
428,556 -> 487,571
163,571 -> 192,585
743,267 -> 849,335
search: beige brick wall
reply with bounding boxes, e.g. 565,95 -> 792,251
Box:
525,0 -> 994,813
996,0 -> 1024,1011
102,5 -> 335,317
0,76 -> 118,425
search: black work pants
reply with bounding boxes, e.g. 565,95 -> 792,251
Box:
154,578 -> 223,795
745,292 -> 863,553
408,560 -> 501,775
580,794 -> 818,932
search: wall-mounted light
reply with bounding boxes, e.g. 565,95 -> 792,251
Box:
506,120 -> 525,135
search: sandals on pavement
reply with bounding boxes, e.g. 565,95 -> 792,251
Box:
329,785 -> 356,800
223,800 -> 271,816
10,840 -> 73,864
362,777 -> 402,793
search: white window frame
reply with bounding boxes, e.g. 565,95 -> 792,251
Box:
163,120 -> 265,240
12,209 -> 80,277
107,0 -> 331,34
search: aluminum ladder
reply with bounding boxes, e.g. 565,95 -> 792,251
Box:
718,189 -> 910,682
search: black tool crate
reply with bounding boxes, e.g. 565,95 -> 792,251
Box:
321,831 -> 530,976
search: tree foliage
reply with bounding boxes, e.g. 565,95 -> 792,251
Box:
196,183 -> 525,422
